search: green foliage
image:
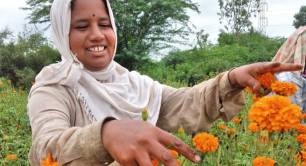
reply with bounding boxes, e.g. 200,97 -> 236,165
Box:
173,95 -> 300,165
141,32 -> 283,86
23,0 -> 200,70
0,79 -> 31,165
0,28 -> 60,88
217,0 -> 260,33
293,6 -> 306,29
22,0 -> 52,25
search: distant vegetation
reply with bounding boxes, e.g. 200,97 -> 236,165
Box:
0,27 -> 285,89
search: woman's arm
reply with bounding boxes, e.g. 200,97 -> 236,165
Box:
157,71 -> 244,133
28,85 -> 113,165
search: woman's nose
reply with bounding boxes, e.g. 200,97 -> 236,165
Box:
89,25 -> 105,41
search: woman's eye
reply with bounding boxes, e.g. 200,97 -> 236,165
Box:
76,26 -> 88,30
99,24 -> 112,28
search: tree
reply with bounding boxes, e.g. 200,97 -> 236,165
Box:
218,0 -> 260,34
23,0 -> 199,70
0,27 -> 59,88
293,6 -> 306,29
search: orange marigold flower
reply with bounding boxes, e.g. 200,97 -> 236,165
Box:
296,124 -> 306,134
248,95 -> 302,132
303,113 -> 306,120
169,149 -> 179,158
253,156 -> 276,166
256,72 -> 276,90
193,132 -> 219,153
41,153 -> 59,166
248,122 -> 259,133
301,151 -> 306,161
297,134 -> 306,144
152,159 -> 159,166
5,154 -> 17,160
231,117 -> 241,124
218,124 -> 227,130
271,81 -> 297,96
152,149 -> 180,166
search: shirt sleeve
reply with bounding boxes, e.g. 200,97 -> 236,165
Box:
27,85 -> 113,165
156,71 -> 245,133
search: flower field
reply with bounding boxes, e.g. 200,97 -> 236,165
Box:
0,79 -> 31,165
1,73 -> 306,166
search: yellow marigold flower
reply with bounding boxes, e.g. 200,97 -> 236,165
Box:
271,81 -> 297,96
5,154 -> 17,160
256,72 -> 276,90
248,122 -> 259,133
41,153 -> 59,166
296,124 -> 306,134
178,127 -> 185,135
193,132 -> 219,153
253,156 -> 275,166
226,127 -> 236,136
248,95 -> 302,132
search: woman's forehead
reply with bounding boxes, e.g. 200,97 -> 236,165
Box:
71,0 -> 108,18
71,0 -> 106,12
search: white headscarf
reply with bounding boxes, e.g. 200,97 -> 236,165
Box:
29,0 -> 163,124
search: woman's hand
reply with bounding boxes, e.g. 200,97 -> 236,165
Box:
229,62 -> 303,91
102,119 -> 201,166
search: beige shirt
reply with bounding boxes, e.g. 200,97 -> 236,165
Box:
27,71 -> 244,165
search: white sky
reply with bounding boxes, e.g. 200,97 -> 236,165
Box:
0,0 -> 305,45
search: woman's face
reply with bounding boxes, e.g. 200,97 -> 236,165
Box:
69,0 -> 116,71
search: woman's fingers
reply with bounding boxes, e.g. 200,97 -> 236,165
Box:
257,62 -> 302,73
135,150 -> 153,166
155,128 -> 201,163
269,63 -> 303,73
149,141 -> 180,166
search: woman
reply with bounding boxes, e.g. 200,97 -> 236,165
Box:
272,26 -> 306,113
27,0 -> 302,165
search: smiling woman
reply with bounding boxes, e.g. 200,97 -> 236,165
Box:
26,0 -> 303,165
69,0 -> 116,71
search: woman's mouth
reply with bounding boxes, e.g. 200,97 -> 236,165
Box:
87,46 -> 106,56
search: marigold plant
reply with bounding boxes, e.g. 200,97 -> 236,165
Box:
271,81 -> 297,96
253,156 -> 275,166
248,95 -> 302,132
192,132 -> 219,153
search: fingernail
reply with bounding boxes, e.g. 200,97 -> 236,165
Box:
252,83 -> 257,90
194,155 -> 201,162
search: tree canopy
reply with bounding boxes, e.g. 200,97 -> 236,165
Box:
217,0 -> 260,34
293,6 -> 306,29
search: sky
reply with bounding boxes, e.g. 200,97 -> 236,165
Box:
0,0 -> 305,45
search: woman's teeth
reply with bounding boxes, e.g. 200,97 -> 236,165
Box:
88,46 -> 105,52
